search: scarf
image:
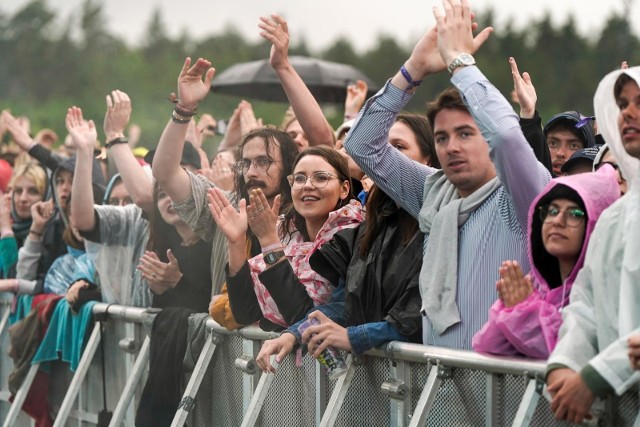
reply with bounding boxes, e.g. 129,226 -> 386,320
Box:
418,171 -> 501,334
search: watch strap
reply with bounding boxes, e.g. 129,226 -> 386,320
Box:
264,249 -> 285,265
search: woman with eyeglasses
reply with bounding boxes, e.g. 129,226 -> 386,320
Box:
208,145 -> 363,331
472,167 -> 620,359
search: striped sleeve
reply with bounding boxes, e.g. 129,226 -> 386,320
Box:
344,80 -> 437,219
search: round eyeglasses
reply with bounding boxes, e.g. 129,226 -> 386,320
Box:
538,204 -> 586,227
234,157 -> 278,174
287,171 -> 339,189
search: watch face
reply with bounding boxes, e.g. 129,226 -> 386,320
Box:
459,53 -> 475,66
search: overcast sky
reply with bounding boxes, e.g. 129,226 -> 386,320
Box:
3,0 -> 635,52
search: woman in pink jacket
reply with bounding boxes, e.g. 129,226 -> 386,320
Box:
472,166 -> 620,359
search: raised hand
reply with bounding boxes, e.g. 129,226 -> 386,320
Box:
207,187 -> 247,245
433,0 -> 493,68
185,118 -> 203,149
30,199 -> 54,234
259,14 -> 290,71
205,152 -> 235,191
1,110 -> 33,150
197,113 -> 217,138
509,57 -> 537,119
344,80 -> 368,119
104,90 -> 132,142
239,101 -> 262,136
177,57 -> 216,111
247,189 -> 280,245
496,260 -> 533,308
65,106 -> 97,151
301,311 -> 352,357
256,333 -> 297,374
137,249 -> 183,294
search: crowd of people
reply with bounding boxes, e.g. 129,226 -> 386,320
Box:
0,0 -> 639,424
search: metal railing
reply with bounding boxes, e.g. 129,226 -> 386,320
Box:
0,302 -> 637,426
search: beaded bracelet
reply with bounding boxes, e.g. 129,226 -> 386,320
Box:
174,103 -> 198,117
171,110 -> 192,124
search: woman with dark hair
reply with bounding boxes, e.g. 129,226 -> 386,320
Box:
472,168 -> 620,359
137,181 -> 212,312
255,114 -> 436,371
208,145 -> 364,331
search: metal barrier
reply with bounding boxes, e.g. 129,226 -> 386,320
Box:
0,302 -> 638,426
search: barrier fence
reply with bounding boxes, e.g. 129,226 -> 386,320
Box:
0,301 -> 638,426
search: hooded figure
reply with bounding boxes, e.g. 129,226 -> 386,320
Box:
15,156 -> 105,294
472,167 -> 620,359
546,67 -> 640,406
81,173 -> 151,307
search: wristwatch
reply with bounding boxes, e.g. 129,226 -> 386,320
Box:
264,250 -> 285,266
447,53 -> 476,75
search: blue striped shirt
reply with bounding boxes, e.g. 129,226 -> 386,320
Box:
344,66 -> 550,349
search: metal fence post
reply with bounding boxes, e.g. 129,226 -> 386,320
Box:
512,377 -> 543,427
383,359 -> 411,427
486,372 -> 500,427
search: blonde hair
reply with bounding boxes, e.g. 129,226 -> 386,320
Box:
10,162 -> 47,197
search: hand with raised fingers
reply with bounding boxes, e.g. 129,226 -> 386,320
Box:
259,14 -> 290,71
137,249 -> 183,294
207,187 -> 248,245
239,101 -> 261,136
65,106 -> 97,152
206,153 -> 235,191
1,110 -> 33,150
104,90 -> 132,142
433,0 -> 493,68
247,189 -> 280,245
496,260 -> 533,308
185,118 -> 203,149
301,311 -> 352,357
509,57 -> 537,119
177,57 -> 216,112
256,333 -> 297,374
197,114 -> 217,138
344,80 -> 368,119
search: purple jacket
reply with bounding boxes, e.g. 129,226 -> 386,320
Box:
472,165 -> 620,359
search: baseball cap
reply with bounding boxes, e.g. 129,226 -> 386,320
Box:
144,141 -> 201,170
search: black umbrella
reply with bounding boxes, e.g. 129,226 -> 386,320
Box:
210,56 -> 379,104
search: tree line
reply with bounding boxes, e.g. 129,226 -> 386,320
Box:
1,0 -> 637,150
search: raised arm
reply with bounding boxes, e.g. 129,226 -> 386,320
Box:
67,107 -> 99,232
259,14 -> 334,147
432,1 -> 549,231
510,57 -> 552,172
152,57 -> 215,203
103,90 -> 153,212
1,110 -> 60,172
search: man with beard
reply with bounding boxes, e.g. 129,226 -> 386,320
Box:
152,57 -> 298,321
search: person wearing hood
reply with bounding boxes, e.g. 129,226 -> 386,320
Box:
545,66 -> 640,424
0,162 -> 48,279
543,110 -> 597,177
472,167 -> 620,359
593,143 -> 628,194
